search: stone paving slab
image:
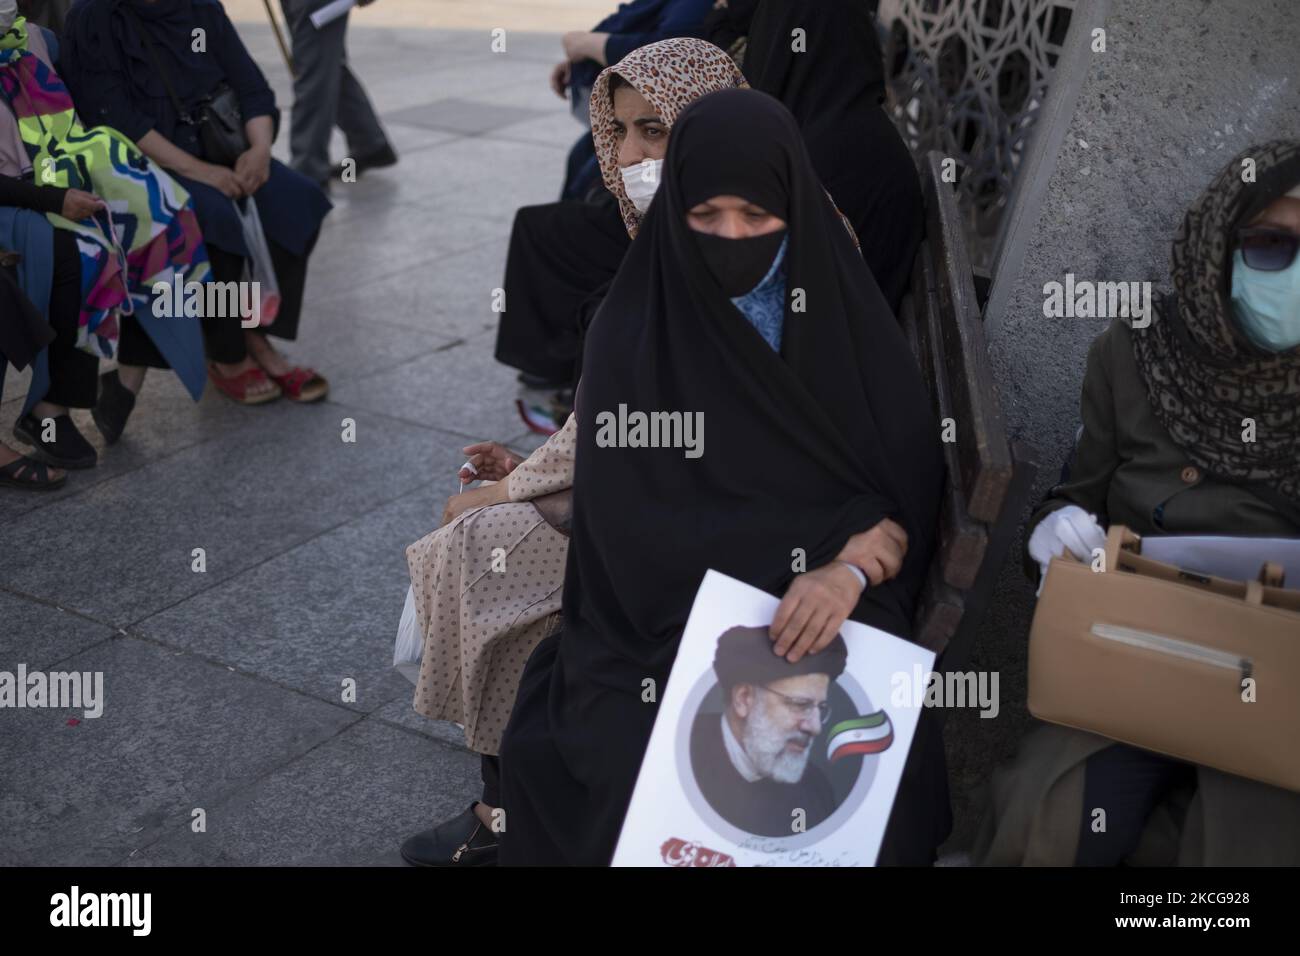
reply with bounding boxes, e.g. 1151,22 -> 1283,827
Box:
384,97 -> 539,135
0,590 -> 114,673
332,237 -> 509,343
370,693 -> 469,751
0,377 -> 260,525
331,337 -> 527,444
0,636 -> 359,866
0,400 -> 437,628
131,481 -> 453,716
126,718 -> 479,867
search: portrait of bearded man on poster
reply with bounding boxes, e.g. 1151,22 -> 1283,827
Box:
689,625 -> 848,837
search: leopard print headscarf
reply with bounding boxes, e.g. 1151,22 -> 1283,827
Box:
590,38 -> 747,238
1132,140 -> 1300,505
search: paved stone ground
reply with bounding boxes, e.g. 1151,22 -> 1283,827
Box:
0,16 -> 594,867
1,4 -> 999,866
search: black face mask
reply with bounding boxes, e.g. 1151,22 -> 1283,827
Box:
693,229 -> 787,297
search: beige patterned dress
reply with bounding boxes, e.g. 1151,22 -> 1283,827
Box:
407,415 -> 576,755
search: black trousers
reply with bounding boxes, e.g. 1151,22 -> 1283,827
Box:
44,229 -> 98,408
481,754 -> 501,809
1075,742 -> 1195,866
118,237 -> 315,368
494,195 -> 629,384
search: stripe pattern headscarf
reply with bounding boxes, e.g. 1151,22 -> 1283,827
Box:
1132,140 -> 1300,505
589,37 -> 748,239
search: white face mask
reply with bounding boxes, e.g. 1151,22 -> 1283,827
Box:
0,0 -> 18,33
620,158 -> 663,214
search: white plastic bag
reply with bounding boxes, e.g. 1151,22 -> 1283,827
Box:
233,197 -> 282,325
393,584 -> 423,684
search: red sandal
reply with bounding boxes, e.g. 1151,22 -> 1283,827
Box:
269,366 -> 329,403
207,364 -> 282,405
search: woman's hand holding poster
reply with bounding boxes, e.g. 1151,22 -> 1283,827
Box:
613,570 -> 934,866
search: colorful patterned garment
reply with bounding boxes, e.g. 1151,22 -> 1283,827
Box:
0,16 -> 207,358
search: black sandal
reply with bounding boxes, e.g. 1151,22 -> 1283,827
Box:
0,454 -> 66,491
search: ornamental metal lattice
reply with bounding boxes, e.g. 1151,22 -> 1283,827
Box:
879,0 -> 1077,263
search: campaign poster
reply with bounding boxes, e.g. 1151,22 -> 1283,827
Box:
613,570 -> 935,867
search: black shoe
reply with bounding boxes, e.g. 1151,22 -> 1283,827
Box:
92,370 -> 136,446
13,412 -> 97,469
517,370 -> 570,390
399,804 -> 499,867
331,143 -> 398,181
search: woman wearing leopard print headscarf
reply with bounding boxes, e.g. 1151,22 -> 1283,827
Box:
495,37 -> 748,392
399,38 -> 748,869
976,142 -> 1300,867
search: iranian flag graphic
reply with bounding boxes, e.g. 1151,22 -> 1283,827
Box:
826,711 -> 894,762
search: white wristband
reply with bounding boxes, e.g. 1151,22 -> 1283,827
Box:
836,560 -> 868,590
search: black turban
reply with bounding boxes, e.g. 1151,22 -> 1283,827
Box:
712,625 -> 848,690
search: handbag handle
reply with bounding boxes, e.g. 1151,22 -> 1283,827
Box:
1102,524 -> 1140,573
1103,524 -> 1299,613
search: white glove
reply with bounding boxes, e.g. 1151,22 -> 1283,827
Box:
1027,504 -> 1106,594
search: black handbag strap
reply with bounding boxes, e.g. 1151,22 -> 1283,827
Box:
122,6 -> 191,123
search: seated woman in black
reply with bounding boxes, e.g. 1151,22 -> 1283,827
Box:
61,0 -> 331,413
497,89 -> 947,866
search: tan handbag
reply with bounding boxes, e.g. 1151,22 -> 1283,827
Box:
1028,525 -> 1300,792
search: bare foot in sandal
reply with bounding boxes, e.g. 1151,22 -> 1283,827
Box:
244,331 -> 292,377
210,357 -> 281,404
0,440 -> 66,491
245,331 -> 329,402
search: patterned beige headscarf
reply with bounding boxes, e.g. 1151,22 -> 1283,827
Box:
1132,140 -> 1300,504
590,38 -> 747,238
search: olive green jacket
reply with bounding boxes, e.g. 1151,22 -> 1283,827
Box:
1026,319 -> 1299,581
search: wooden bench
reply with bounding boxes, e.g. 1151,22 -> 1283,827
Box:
901,151 -> 1038,675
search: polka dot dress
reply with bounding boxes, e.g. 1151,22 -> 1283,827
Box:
407,419 -> 576,756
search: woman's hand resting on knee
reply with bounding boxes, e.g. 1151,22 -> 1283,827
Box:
770,518 -> 908,663
440,440 -> 526,526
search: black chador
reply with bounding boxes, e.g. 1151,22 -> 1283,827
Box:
498,91 -> 947,866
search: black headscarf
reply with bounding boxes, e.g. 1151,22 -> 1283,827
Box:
742,0 -> 922,313
564,88 -> 943,693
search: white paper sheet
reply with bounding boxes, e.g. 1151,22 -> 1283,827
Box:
612,570 -> 936,867
310,0 -> 358,29
1140,535 -> 1300,589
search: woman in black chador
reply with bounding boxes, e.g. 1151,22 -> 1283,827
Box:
498,89 -> 948,866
